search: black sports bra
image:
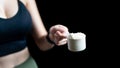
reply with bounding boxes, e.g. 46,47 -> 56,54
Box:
0,0 -> 32,57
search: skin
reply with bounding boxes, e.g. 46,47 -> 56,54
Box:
0,0 -> 69,68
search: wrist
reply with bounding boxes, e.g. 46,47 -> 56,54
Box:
46,34 -> 55,45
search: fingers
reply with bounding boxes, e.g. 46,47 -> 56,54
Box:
56,38 -> 67,46
49,24 -> 69,45
55,31 -> 68,38
54,31 -> 68,45
50,24 -> 69,34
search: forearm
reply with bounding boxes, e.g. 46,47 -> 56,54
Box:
33,35 -> 55,51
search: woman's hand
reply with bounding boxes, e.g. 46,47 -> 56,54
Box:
49,24 -> 69,46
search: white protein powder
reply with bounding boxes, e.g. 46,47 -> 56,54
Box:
68,32 -> 86,39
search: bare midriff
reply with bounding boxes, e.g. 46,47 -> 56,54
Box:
0,47 -> 30,68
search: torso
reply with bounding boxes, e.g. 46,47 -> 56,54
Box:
0,0 -> 31,68
0,48 -> 30,68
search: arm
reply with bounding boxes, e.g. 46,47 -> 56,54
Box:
25,0 -> 69,51
25,0 -> 54,51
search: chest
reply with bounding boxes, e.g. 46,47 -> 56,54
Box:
0,0 -> 32,43
0,0 -> 18,19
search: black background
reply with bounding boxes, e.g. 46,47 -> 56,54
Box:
27,0 -> 89,68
